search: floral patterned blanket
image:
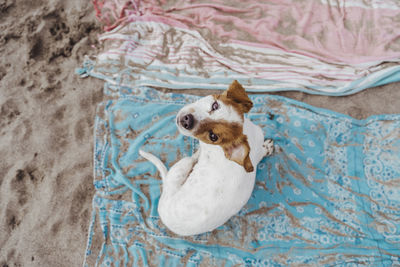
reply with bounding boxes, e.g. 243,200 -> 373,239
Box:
83,86 -> 400,266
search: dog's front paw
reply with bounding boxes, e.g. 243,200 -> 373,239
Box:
263,139 -> 274,157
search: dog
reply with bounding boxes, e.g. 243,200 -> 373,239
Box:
139,80 -> 274,236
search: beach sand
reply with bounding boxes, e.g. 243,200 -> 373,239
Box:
0,0 -> 399,266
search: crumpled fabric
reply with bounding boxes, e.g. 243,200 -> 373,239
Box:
84,86 -> 400,266
82,0 -> 400,95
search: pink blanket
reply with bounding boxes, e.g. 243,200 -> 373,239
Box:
94,0 -> 400,64
85,0 -> 400,95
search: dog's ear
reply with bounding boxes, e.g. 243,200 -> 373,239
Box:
222,80 -> 253,114
222,136 -> 254,172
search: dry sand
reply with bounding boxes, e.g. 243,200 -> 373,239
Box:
0,1 -> 399,266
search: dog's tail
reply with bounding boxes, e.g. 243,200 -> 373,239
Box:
139,150 -> 168,180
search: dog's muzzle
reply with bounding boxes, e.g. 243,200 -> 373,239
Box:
179,114 -> 195,130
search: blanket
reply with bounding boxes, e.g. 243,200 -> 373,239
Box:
78,0 -> 400,95
83,86 -> 400,266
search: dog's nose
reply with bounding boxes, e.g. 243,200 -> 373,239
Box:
180,114 -> 194,130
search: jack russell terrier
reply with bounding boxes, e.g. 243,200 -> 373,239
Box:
139,80 -> 274,236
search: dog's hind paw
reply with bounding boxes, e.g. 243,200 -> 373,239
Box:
263,139 -> 274,157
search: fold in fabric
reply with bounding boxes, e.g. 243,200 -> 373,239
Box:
83,0 -> 400,95
84,86 -> 400,266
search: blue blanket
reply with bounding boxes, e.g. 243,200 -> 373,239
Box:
84,85 -> 400,266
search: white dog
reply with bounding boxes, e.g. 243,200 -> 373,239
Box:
139,81 -> 274,236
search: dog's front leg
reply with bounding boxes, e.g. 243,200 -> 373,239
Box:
263,139 -> 274,157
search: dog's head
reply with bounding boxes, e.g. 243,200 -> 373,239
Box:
176,80 -> 254,172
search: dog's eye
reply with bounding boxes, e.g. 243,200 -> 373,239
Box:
209,131 -> 219,142
211,101 -> 219,111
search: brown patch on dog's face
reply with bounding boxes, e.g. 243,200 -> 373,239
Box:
194,119 -> 254,172
214,80 -> 253,117
223,138 -> 253,173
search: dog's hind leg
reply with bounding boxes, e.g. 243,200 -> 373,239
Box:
163,150 -> 200,195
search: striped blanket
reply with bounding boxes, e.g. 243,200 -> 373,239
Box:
78,0 -> 400,95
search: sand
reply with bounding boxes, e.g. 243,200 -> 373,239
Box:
0,1 -> 399,266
